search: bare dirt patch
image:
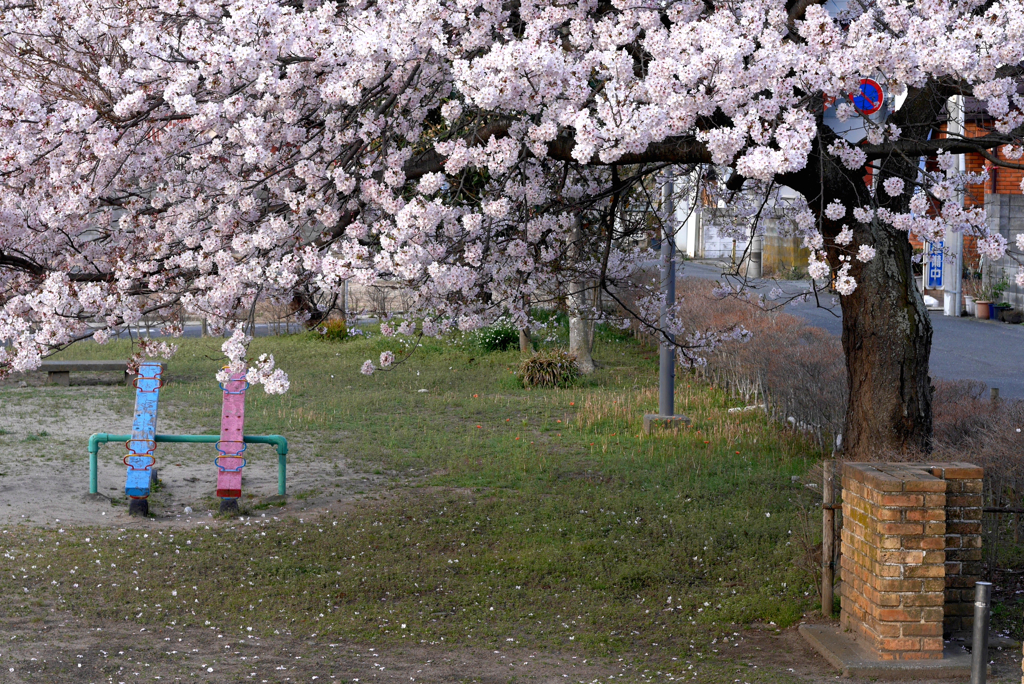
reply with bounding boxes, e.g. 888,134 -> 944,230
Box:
0,382 -> 381,528
0,612 -> 627,683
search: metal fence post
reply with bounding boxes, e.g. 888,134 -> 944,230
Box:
822,459 -> 836,617
971,581 -> 992,684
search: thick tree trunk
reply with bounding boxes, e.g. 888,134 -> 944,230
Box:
780,84 -> 946,460
839,222 -> 933,458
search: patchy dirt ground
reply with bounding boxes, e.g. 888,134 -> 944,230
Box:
0,613 -> 628,683
1,613 -> 1019,683
1,375 -> 1021,684
0,376 -> 384,527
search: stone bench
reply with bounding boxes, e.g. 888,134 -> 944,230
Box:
39,360 -> 165,386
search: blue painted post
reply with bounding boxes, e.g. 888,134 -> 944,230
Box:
124,362 -> 163,515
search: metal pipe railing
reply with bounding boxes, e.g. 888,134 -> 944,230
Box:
89,433 -> 288,497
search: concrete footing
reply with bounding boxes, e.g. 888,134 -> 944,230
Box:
799,624 -> 982,680
642,414 -> 691,435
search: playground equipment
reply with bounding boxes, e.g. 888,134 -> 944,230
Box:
91,364 -> 288,516
124,362 -> 163,516
90,434 -> 288,498
215,370 -> 248,512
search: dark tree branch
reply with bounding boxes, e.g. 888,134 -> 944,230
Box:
862,129 -> 1024,161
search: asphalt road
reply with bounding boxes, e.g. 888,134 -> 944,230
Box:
679,259 -> 1024,400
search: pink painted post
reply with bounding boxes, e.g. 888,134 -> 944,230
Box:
216,371 -> 248,500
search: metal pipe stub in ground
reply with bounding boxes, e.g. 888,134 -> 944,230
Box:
971,581 -> 992,684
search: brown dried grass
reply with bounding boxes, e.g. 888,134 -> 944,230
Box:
617,272 -> 1024,503
613,275 -> 848,450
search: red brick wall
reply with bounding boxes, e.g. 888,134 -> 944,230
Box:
840,462 -> 984,660
938,465 -> 984,633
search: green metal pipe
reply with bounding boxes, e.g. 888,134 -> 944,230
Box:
88,433 -> 288,496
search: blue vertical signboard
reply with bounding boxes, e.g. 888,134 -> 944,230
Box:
927,241 -> 944,289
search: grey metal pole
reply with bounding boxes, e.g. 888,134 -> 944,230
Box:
659,171 -> 676,418
970,581 -> 991,684
748,236 -> 763,279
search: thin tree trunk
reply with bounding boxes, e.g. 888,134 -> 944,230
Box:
567,218 -> 596,372
519,294 -> 532,354
568,302 -> 595,373
519,329 -> 532,354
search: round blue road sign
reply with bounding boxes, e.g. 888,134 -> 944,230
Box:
851,78 -> 884,115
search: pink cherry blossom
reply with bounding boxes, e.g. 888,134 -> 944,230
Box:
0,0 -> 1020,387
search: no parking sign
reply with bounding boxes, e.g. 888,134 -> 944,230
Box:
823,77 -> 892,143
852,79 -> 884,115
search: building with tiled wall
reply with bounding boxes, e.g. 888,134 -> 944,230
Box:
920,99 -> 1024,309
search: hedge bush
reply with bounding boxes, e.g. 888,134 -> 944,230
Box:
309,319 -> 349,342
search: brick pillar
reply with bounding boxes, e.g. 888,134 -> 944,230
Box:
841,463 -> 947,660
929,464 -> 984,634
840,462 -> 984,661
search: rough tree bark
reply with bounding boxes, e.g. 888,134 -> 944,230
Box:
568,285 -> 596,373
839,220 -> 933,456
519,328 -> 532,354
782,84 -> 948,458
568,219 -> 596,373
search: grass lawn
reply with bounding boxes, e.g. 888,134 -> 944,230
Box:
0,329 -> 832,681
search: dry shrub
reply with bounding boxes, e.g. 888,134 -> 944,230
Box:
931,379 -> 998,447
516,349 -> 581,388
614,273 -> 1022,502
673,278 -> 848,450
818,378 -> 1024,514
610,272 -> 847,448
927,379 -> 1024,508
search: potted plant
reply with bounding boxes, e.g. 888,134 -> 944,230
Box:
963,270 -> 982,317
974,277 -> 1008,321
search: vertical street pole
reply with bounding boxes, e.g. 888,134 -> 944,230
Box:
970,581 -> 991,684
946,95 -> 965,317
342,279 -> 349,321
660,170 -> 676,418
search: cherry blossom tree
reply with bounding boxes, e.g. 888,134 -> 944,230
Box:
1,0 -> 1023,456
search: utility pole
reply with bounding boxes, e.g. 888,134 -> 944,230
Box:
659,170 -> 677,417
944,95 -> 965,317
644,169 -> 691,435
